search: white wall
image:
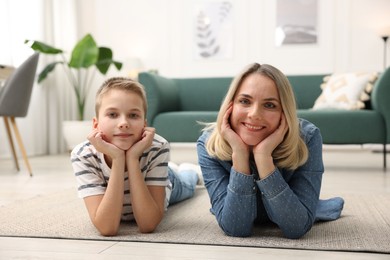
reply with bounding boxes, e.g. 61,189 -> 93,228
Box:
77,0 -> 390,78
349,0 -> 390,71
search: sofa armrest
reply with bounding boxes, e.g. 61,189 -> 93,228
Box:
138,72 -> 180,126
371,67 -> 390,143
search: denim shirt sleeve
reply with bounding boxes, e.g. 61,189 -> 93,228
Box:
256,120 -> 324,239
197,132 -> 258,237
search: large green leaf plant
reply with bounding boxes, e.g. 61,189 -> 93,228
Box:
25,34 -> 122,120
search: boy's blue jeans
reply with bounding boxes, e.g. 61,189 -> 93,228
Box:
168,166 -> 198,205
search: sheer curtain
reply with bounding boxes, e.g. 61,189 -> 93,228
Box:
0,0 -> 78,159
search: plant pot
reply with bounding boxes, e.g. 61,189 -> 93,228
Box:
62,120 -> 92,152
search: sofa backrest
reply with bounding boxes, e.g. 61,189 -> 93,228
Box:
175,77 -> 232,111
139,72 -> 329,116
139,72 -> 181,124
287,75 -> 327,109
175,75 -> 327,111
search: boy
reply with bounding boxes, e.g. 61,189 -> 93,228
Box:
71,77 -> 200,236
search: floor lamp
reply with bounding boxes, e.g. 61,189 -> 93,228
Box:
382,35 -> 388,70
381,35 -> 389,159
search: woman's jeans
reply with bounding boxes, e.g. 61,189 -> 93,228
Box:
168,166 -> 198,205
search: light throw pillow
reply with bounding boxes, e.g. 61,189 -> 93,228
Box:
313,72 -> 378,110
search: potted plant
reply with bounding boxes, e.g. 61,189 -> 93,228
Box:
25,34 -> 122,150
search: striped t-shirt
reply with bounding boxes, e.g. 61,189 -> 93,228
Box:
70,133 -> 171,221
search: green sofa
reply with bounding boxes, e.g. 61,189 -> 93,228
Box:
139,67 -> 390,168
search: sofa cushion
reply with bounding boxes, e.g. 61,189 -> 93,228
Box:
313,72 -> 378,110
298,109 -> 385,144
153,111 -> 218,142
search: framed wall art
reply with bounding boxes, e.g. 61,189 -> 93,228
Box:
193,1 -> 233,59
275,0 -> 318,46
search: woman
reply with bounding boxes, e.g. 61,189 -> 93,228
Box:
197,63 -> 343,239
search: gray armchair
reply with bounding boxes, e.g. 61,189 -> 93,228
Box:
0,52 -> 39,176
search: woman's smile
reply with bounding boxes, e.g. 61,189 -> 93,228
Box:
243,122 -> 264,131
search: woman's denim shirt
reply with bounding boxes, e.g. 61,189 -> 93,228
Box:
197,119 -> 324,239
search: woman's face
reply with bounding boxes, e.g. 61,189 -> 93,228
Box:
230,73 -> 283,146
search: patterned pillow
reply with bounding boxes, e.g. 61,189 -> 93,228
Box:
312,72 -> 378,110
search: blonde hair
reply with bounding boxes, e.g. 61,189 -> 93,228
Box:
95,77 -> 148,118
205,63 -> 308,170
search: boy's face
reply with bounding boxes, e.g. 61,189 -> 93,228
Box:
93,89 -> 146,150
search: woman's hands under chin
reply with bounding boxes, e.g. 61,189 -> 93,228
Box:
253,113 -> 288,156
221,103 -> 249,154
221,103 -> 250,174
253,114 -> 288,178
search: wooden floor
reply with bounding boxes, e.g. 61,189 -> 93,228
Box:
0,144 -> 389,259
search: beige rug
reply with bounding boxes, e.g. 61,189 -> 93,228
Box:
0,187 -> 389,254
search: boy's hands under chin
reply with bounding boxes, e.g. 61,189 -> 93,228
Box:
126,127 -> 155,161
87,129 -> 124,159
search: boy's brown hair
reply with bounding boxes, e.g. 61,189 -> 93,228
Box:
95,77 -> 148,118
